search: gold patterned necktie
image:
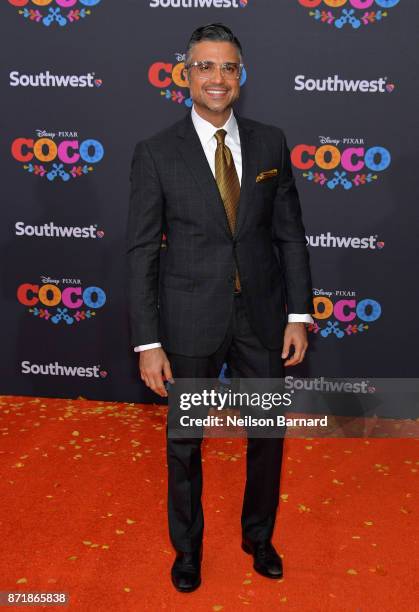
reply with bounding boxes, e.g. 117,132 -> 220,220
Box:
214,129 -> 241,291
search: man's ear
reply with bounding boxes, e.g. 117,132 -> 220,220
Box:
182,67 -> 190,87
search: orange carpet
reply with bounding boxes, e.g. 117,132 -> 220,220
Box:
0,395 -> 417,612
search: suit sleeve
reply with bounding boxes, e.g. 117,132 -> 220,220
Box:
126,141 -> 164,347
272,129 -> 314,315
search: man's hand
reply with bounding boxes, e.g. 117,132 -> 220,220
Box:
281,322 -> 308,367
139,347 -> 174,398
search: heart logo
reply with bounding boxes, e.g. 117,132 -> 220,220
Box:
100,370 -> 108,378
96,230 -> 105,238
94,79 -> 103,87
386,83 -> 395,93
239,0 -> 248,6
377,241 -> 385,249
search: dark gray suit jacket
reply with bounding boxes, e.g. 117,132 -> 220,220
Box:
126,111 -> 313,357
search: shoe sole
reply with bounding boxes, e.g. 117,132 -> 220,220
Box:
171,577 -> 201,593
241,543 -> 283,579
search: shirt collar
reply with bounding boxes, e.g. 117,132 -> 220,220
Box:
191,105 -> 239,146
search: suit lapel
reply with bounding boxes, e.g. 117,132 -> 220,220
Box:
176,113 -> 231,238
234,115 -> 258,239
176,112 -> 259,240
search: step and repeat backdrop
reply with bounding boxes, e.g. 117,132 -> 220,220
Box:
1,0 -> 418,408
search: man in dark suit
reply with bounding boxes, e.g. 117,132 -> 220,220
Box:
127,23 -> 314,592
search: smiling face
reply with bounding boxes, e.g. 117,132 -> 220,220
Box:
184,40 -> 241,127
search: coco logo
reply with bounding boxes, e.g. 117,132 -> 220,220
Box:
148,53 -> 247,108
17,276 -> 107,325
8,0 -> 101,27
11,130 -> 104,181
298,0 -> 400,28
309,289 -> 382,339
291,136 -> 391,190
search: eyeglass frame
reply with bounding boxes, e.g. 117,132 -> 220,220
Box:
184,60 -> 244,80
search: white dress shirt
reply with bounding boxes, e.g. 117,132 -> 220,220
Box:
134,105 -> 313,352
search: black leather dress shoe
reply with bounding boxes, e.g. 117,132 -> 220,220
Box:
242,538 -> 283,579
171,546 -> 202,592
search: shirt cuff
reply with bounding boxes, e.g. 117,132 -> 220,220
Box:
287,313 -> 314,325
133,316 -> 313,350
134,342 -> 162,352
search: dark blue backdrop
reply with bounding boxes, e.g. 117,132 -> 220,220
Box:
1,0 -> 418,409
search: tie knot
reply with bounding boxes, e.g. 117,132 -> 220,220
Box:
214,129 -> 227,145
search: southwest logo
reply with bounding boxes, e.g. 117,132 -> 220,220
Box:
15,221 -> 105,239
294,74 -> 395,94
10,70 -> 102,89
11,130 -> 104,181
17,276 -> 107,325
291,136 -> 391,190
149,0 -> 248,7
306,232 -> 384,250
298,0 -> 400,28
285,376 -> 375,394
21,360 -> 107,378
309,288 -> 382,339
148,53 -> 247,108
8,0 -> 102,27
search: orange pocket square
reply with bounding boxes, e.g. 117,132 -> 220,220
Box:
256,169 -> 279,183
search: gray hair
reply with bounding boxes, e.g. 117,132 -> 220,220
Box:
185,22 -> 243,65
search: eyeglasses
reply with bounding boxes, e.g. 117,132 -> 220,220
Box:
184,61 -> 244,81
